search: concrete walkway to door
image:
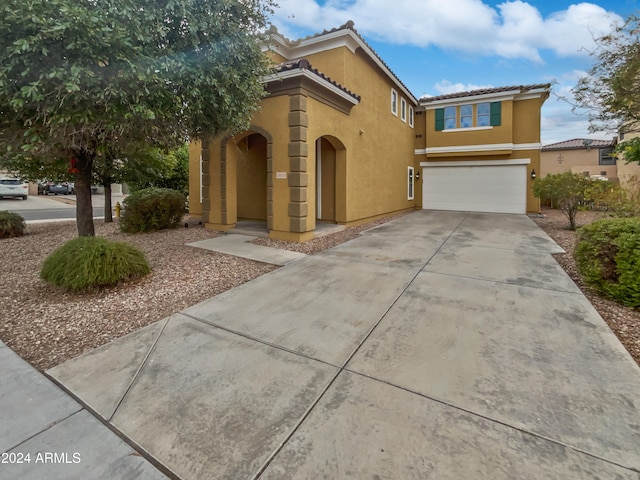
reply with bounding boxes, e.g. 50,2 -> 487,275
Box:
45,211 -> 640,479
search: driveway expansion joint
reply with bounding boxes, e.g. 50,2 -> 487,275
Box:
341,368 -> 640,475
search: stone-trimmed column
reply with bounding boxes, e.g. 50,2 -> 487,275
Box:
266,141 -> 274,230
288,94 -> 309,233
219,139 -> 228,225
200,138 -> 211,224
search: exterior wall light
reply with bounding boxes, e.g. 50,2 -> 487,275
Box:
531,169 -> 536,180
415,171 -> 420,180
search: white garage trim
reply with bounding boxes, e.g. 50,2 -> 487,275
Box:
420,158 -> 530,167
421,159 -> 529,214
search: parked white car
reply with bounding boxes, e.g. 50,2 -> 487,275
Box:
0,178 -> 28,200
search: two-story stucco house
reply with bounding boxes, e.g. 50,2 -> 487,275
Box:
189,21 -> 550,242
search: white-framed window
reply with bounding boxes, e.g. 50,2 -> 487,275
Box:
391,88 -> 398,116
444,106 -> 456,129
407,166 -> 415,200
401,98 -> 407,122
460,104 -> 473,128
409,106 -> 414,128
477,102 -> 490,127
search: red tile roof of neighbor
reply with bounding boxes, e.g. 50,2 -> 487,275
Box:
272,58 -> 361,101
419,84 -> 551,102
541,138 -> 616,151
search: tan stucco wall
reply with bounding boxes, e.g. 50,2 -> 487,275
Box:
318,47 -> 416,222
540,148 -> 616,179
424,100 -> 514,152
513,98 -> 544,145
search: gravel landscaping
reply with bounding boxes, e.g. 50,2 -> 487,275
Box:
0,212 -> 409,371
0,208 -> 638,371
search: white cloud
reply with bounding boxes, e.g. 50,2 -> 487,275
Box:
433,80 -> 495,95
270,0 -> 624,62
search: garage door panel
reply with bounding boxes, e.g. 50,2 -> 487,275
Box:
423,165 -> 526,214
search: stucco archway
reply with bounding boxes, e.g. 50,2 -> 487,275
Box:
218,126 -> 273,229
315,135 -> 346,224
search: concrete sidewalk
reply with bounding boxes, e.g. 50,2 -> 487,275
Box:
38,211 -> 640,478
187,234 -> 306,266
0,342 -> 167,479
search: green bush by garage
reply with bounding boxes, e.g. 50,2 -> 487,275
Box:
575,217 -> 640,308
0,211 -> 26,238
41,237 -> 150,292
120,187 -> 186,233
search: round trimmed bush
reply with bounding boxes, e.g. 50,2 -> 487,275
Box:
120,187 -> 185,233
575,218 -> 640,308
0,210 -> 26,238
41,237 -> 150,292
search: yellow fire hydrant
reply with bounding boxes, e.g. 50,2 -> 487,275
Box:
114,202 -> 122,218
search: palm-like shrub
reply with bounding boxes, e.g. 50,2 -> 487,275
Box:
0,211 -> 26,238
41,237 -> 150,292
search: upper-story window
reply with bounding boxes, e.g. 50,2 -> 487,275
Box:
477,103 -> 490,127
401,98 -> 407,122
435,102 -> 501,131
599,148 -> 616,165
391,89 -> 398,116
409,106 -> 414,128
444,106 -> 456,129
460,105 -> 473,128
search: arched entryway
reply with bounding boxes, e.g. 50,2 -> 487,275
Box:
315,136 -> 346,224
235,133 -> 268,221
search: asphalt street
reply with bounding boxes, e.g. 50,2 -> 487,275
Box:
0,194 -> 114,221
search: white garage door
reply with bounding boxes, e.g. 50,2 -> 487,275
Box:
422,163 -> 527,214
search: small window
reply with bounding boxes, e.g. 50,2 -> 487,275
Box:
599,148 -> 616,165
391,89 -> 398,116
460,105 -> 472,128
477,102 -> 490,127
444,106 -> 456,129
401,98 -> 407,122
407,167 -> 415,200
409,106 -> 414,128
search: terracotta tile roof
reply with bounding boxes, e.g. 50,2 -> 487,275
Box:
272,57 -> 361,101
269,21 -> 416,103
419,84 -> 551,103
541,138 -> 616,151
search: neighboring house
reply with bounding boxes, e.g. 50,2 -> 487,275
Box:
540,138 -> 617,181
189,21 -> 550,242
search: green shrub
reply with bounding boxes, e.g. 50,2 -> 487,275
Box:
41,237 -> 150,292
120,187 -> 185,233
0,211 -> 26,238
575,218 -> 640,307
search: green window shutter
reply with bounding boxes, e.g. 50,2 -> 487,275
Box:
490,102 -> 501,126
435,108 -> 444,131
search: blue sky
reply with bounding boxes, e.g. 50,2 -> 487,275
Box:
268,0 -> 638,144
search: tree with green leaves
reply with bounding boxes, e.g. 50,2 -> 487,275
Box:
0,0 -> 275,236
533,172 -> 595,230
573,14 -> 640,162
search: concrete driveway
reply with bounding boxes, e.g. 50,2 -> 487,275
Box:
47,211 -> 640,479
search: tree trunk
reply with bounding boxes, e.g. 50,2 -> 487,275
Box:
74,152 -> 95,237
103,183 -> 113,223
